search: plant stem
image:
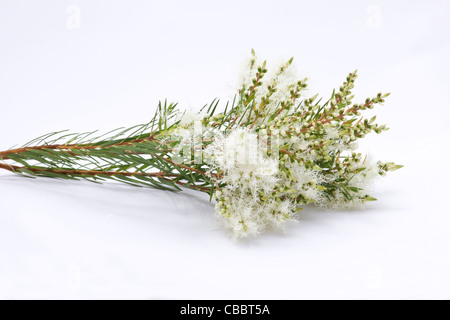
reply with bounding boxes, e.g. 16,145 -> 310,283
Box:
0,162 -> 211,192
0,135 -> 160,159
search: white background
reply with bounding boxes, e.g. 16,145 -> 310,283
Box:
0,0 -> 449,299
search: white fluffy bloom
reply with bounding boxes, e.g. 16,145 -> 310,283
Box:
205,128 -> 278,175
295,139 -> 310,151
325,127 -> 340,140
238,56 -> 259,90
349,158 -> 380,190
254,61 -> 298,109
238,57 -> 301,127
178,110 -> 205,127
286,162 -> 325,204
322,156 -> 381,209
205,128 -> 301,238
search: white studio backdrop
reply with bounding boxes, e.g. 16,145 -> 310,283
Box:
0,0 -> 449,299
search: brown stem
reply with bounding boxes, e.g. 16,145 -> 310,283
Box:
0,163 -> 210,192
0,135 -> 159,159
0,163 -> 173,177
0,135 -> 217,178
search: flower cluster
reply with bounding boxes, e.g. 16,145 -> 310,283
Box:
168,51 -> 402,238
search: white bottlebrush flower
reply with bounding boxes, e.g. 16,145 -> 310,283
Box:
348,157 -> 380,191
325,127 -> 340,140
178,110 -> 205,127
238,55 -> 260,90
254,60 -> 298,107
295,139 -> 310,151
204,128 -> 301,238
205,128 -> 278,174
320,156 -> 382,209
